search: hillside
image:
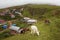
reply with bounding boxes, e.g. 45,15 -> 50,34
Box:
0,4 -> 60,40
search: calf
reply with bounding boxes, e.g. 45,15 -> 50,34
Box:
45,19 -> 50,24
31,25 -> 39,36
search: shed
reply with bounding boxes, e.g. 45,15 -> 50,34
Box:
23,17 -> 30,20
9,26 -> 20,32
27,19 -> 37,24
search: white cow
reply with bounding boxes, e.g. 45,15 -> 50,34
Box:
31,25 -> 39,36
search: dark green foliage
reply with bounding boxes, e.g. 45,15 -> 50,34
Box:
0,29 -> 12,40
54,19 -> 60,28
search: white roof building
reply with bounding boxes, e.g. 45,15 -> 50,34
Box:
27,19 -> 37,23
23,17 -> 30,20
9,26 -> 20,32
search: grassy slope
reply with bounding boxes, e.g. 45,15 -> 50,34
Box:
0,4 -> 60,40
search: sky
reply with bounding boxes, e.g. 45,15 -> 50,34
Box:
0,0 -> 60,9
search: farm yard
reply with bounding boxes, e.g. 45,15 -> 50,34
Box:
0,4 -> 60,40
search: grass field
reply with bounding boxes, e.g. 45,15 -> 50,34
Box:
2,18 -> 60,40
0,4 -> 60,40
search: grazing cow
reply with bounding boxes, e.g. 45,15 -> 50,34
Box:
31,25 -> 39,36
